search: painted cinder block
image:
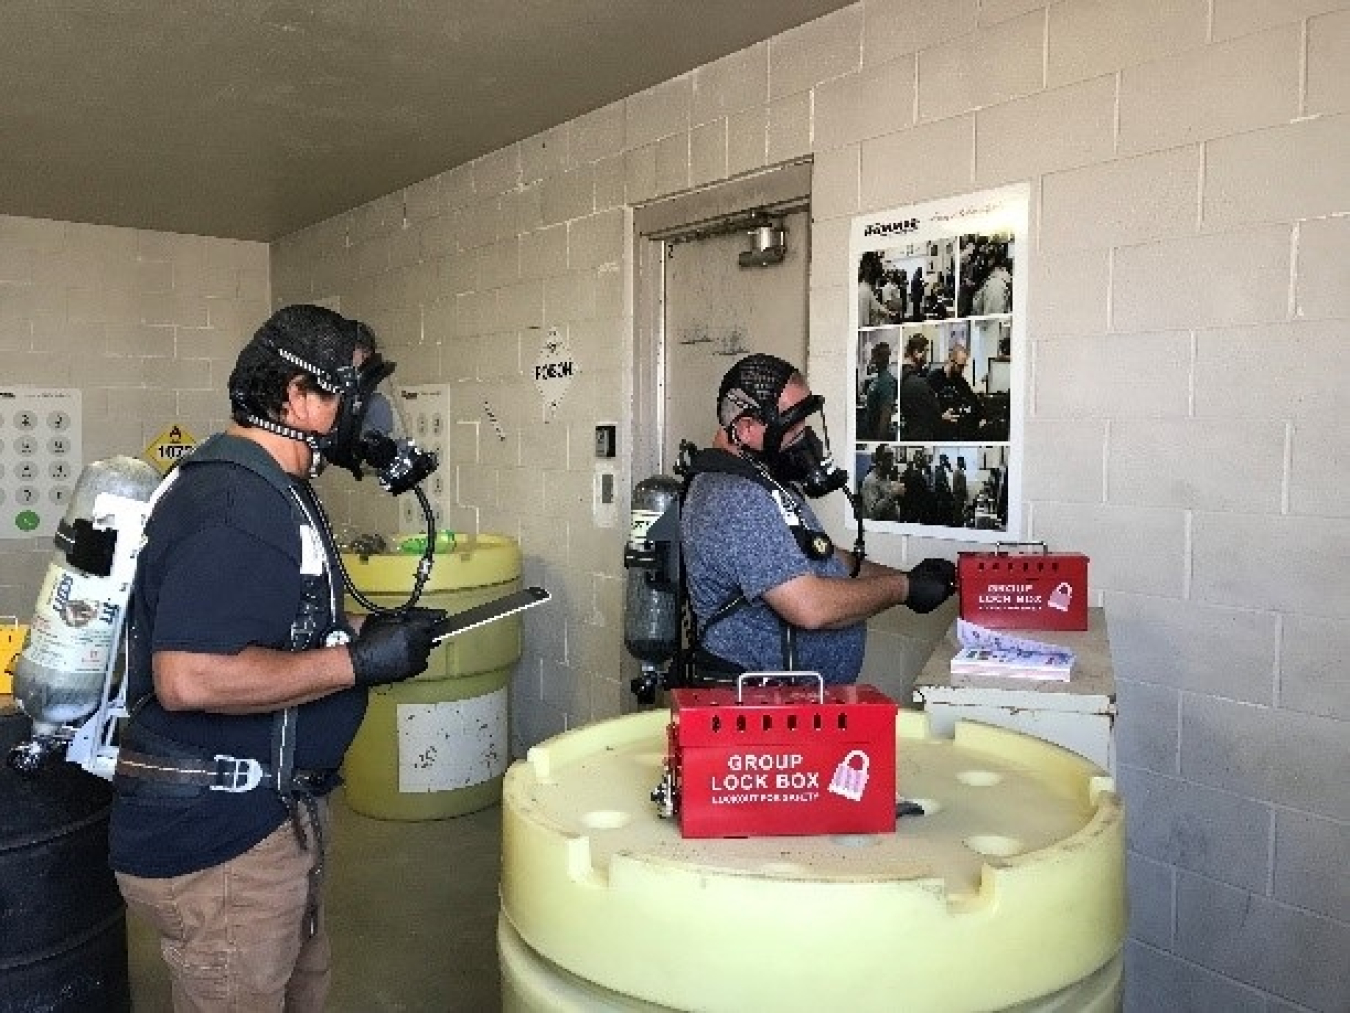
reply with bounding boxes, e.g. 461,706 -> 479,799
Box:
1192,511 -> 1350,618
520,125 -> 568,186
1290,422 -> 1350,520
1108,418 -> 1285,513
1113,677 -> 1179,774
1279,614 -> 1350,722
1048,0 -> 1209,88
1105,593 -> 1278,705
542,165 -> 596,227
1274,809 -> 1350,923
567,101 -> 625,169
653,131 -> 690,197
813,56 -> 915,151
1112,225 -> 1291,332
975,74 -> 1116,188
1026,333 -> 1188,421
768,4 -> 862,100
1205,114 -> 1350,229
625,75 -> 692,151
1040,146 -> 1200,252
1307,8 -> 1350,115
808,144 -> 860,221
726,106 -> 769,178
689,119 -> 727,188
863,0 -> 978,65
1021,419 -> 1106,503
1032,501 -> 1186,597
1195,321 -> 1342,423
917,10 -> 1045,123
1175,870 -> 1350,1009
567,209 -> 625,271
1212,0 -> 1348,42
472,144 -> 521,200
692,42 -> 768,125
1124,941 -> 1269,1013
766,90 -> 810,165
860,114 -> 974,211
1124,852 -> 1175,949
593,156 -> 625,212
1295,214 -> 1350,320
519,224 -> 568,283
1181,692 -> 1350,819
1026,246 -> 1110,336
1118,26 -> 1300,157
1118,766 -> 1272,892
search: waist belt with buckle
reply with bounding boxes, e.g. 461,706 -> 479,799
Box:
115,749 -> 340,795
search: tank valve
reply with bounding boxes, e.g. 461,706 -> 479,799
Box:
7,735 -> 63,778
630,663 -> 664,707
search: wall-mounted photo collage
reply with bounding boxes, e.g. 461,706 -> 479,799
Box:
848,185 -> 1028,541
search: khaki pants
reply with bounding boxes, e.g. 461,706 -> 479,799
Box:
117,804 -> 331,1013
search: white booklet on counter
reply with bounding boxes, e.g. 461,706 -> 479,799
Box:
950,619 -> 1075,683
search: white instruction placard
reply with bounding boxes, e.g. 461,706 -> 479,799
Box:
0,387 -> 82,540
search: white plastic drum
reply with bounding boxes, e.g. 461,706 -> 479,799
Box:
500,710 -> 1126,1012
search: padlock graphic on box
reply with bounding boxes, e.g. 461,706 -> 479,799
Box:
1047,580 -> 1074,612
828,750 -> 871,802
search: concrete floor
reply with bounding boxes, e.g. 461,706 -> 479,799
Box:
127,790 -> 503,1012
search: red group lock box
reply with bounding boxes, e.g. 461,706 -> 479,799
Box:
664,676 -> 898,839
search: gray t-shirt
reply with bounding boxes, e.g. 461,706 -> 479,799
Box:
681,468 -> 866,685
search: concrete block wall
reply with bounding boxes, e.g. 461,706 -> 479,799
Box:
270,1 -> 1348,1007
0,215 -> 268,617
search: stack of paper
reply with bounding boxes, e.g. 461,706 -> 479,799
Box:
950,620 -> 1075,683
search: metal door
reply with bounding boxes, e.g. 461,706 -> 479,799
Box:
659,208 -> 809,469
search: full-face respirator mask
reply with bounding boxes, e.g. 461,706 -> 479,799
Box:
754,392 -> 849,498
320,353 -> 438,496
729,388 -> 842,499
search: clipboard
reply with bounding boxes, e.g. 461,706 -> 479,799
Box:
431,586 -> 550,644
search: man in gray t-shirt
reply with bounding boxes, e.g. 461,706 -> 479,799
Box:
680,354 -> 956,686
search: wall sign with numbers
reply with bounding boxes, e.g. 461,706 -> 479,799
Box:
0,387 -> 82,540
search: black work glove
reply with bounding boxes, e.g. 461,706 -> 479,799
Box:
348,608 -> 445,687
904,557 -> 958,614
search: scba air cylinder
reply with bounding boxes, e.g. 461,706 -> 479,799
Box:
13,456 -> 160,738
622,475 -> 682,666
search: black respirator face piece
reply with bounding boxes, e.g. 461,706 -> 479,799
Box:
321,354 -> 439,495
322,354 -> 393,474
758,393 -> 849,498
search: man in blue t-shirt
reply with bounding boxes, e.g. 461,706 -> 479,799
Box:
680,353 -> 956,686
109,305 -> 442,1011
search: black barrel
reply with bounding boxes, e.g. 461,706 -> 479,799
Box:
0,709 -> 129,1013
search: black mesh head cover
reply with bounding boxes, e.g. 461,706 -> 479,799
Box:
716,353 -> 801,430
229,305 -> 368,425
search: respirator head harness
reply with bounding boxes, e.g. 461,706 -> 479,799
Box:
229,305 -> 436,492
717,353 -> 848,498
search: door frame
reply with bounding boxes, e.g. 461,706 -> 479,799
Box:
632,160 -> 813,482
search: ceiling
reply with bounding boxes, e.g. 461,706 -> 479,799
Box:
0,1 -> 854,242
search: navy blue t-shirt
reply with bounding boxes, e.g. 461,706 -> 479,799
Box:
109,435 -> 366,878
681,468 -> 866,685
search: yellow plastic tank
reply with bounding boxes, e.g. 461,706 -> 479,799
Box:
341,534 -> 523,820
500,711 -> 1126,1012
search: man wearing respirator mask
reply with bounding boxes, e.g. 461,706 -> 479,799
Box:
108,305 -> 441,1011
680,353 -> 956,687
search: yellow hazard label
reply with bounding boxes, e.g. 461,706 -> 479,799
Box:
0,619 -> 25,695
144,424 -> 198,475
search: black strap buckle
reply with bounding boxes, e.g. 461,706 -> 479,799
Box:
211,754 -> 265,793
